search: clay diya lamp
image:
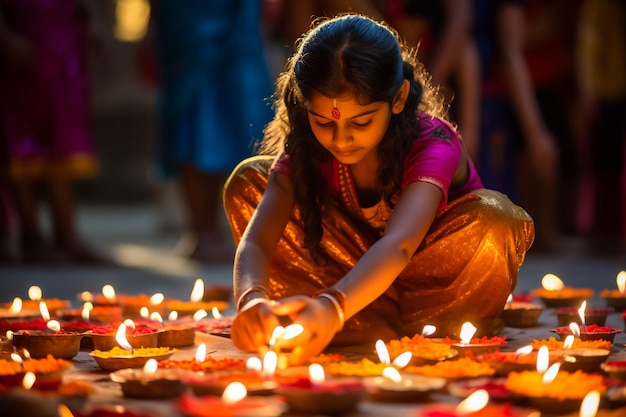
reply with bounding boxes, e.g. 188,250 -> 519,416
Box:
552,322 -> 622,343
480,345 -> 561,376
148,313 -> 197,348
158,343 -> 247,373
600,270 -> 626,311
0,297 -> 40,320
500,293 -> 544,328
89,322 -> 175,371
9,320 -> 83,360
0,353 -> 73,391
109,358 -> 188,398
504,367 -> 604,416
554,303 -> 614,327
363,366 -> 446,402
88,320 -> 161,351
166,278 -> 229,317
531,273 -> 594,308
385,331 -> 459,367
177,382 -> 286,417
276,363 -> 365,415
60,299 -> 122,324
418,389 -> 529,417
5,286 -> 71,316
445,322 -> 506,357
117,293 -> 168,319
184,370 -> 278,397
601,360 -> 626,381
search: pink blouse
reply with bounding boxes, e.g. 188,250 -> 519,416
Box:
273,113 -> 484,212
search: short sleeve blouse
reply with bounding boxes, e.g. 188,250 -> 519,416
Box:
271,113 -> 483,211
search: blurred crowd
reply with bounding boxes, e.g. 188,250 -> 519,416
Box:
0,0 -> 625,266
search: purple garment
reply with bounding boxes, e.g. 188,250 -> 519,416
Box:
0,0 -> 94,178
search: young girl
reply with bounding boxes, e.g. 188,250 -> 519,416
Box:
224,13 -> 534,365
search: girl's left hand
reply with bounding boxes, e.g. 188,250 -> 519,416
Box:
270,296 -> 342,365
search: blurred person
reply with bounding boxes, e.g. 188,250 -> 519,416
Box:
385,0 -> 481,160
148,0 -> 274,264
0,0 -> 110,265
474,0 -> 561,253
575,0 -> 626,253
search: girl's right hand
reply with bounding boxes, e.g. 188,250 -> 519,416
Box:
230,299 -> 281,353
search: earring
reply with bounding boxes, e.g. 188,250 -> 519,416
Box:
331,99 -> 340,120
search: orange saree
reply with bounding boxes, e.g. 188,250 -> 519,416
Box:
224,156 -> 534,339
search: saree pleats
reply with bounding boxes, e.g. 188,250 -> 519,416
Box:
224,156 -> 535,338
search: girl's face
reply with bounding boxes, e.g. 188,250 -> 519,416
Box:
306,93 -> 392,166
306,82 -> 409,167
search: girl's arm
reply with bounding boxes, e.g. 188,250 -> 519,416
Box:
333,181 -> 442,319
274,181 -> 442,364
230,170 -> 295,351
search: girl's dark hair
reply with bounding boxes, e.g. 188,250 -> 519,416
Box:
258,13 -> 447,263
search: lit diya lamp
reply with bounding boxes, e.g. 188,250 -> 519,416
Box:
601,270 -> 626,311
9,318 -> 83,360
0,352 -> 73,391
194,306 -> 234,337
77,287 -> 122,323
418,388 -> 527,417
500,293 -> 543,328
554,300 -> 613,327
554,334 -> 611,374
118,292 -> 168,319
531,273 -> 594,308
166,278 -> 229,317
363,366 -> 446,402
1,286 -> 70,316
504,346 -> 606,415
444,322 -> 506,356
178,381 -> 285,417
150,311 -> 197,348
89,323 -> 176,371
480,344 -> 560,376
181,343 -> 278,397
552,318 -> 622,343
386,326 -> 458,366
88,319 -> 162,351
0,297 -> 39,320
159,342 -> 247,374
109,358 -> 188,398
276,363 -> 365,415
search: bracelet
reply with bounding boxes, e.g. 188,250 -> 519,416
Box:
315,288 -> 346,330
237,285 -> 272,312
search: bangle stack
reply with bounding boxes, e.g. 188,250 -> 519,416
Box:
237,285 -> 271,312
315,288 -> 346,330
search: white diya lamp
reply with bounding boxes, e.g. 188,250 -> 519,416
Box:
110,358 -> 188,398
10,320 -> 83,359
89,323 -> 175,371
177,381 -> 286,417
276,363 -> 365,415
532,273 -> 594,308
601,270 -> 626,310
501,293 -> 544,328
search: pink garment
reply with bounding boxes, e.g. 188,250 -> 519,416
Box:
0,0 -> 95,180
274,113 -> 483,211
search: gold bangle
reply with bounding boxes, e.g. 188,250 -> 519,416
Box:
237,285 -> 271,312
315,288 -> 346,330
